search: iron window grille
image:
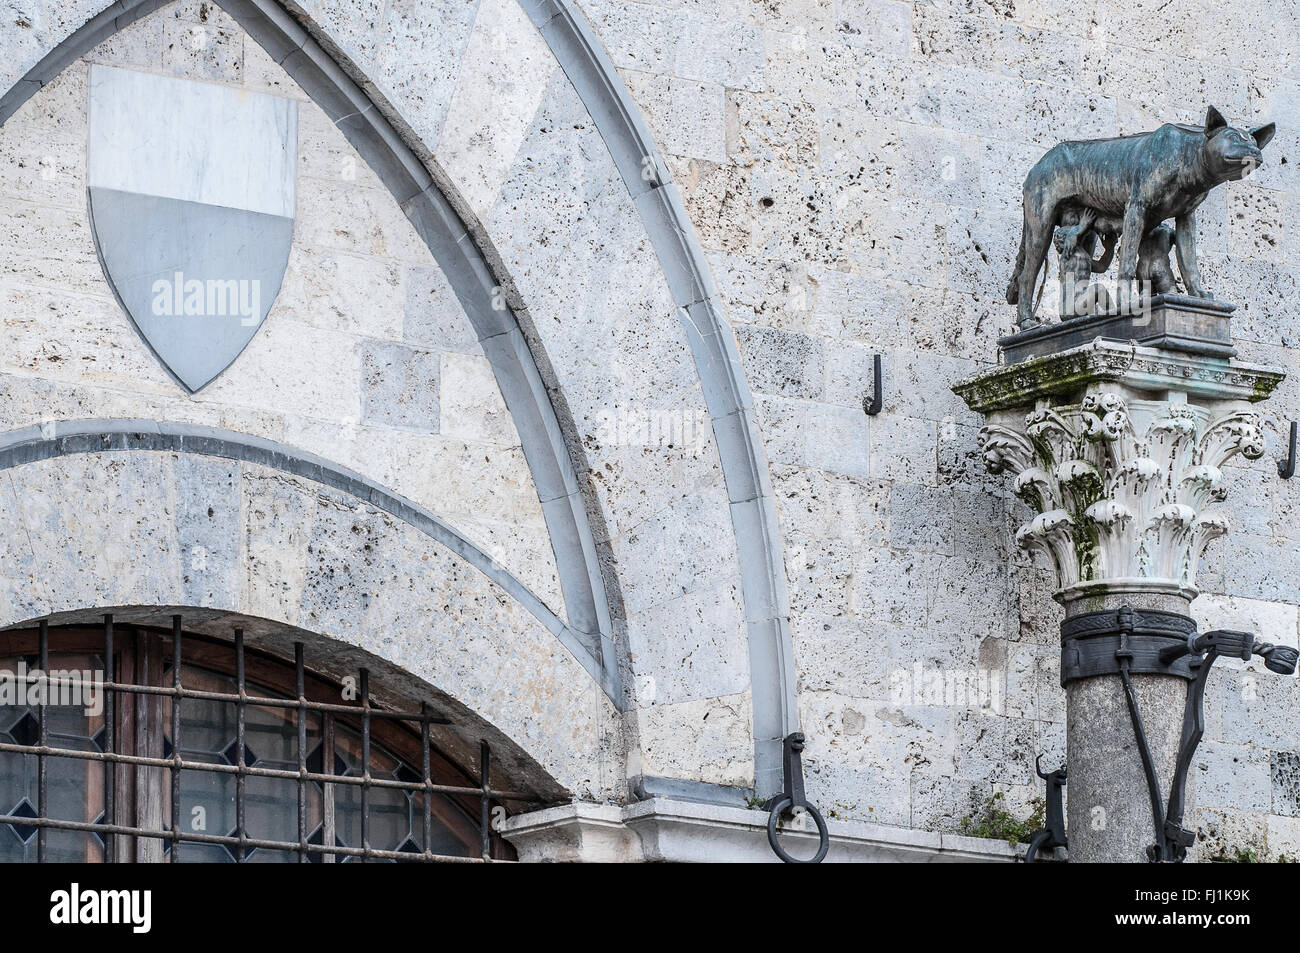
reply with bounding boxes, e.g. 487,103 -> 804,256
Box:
0,614 -> 542,862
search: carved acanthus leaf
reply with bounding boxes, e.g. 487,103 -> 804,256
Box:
980,393 -> 1264,595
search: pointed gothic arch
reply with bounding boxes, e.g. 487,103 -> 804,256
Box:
0,0 -> 800,795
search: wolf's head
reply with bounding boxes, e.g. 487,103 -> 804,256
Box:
1202,105 -> 1275,181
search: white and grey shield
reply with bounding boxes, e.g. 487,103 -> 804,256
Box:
88,65 -> 297,393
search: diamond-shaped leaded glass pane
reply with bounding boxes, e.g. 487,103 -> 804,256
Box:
305,743 -> 347,779
7,798 -> 37,844
8,712 -> 38,747
221,741 -> 257,767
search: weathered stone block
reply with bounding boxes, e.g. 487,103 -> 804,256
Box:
910,771 -> 986,834
869,414 -> 936,485
360,341 -> 440,431
890,482 -> 953,554
636,692 -> 755,788
622,70 -> 726,163
674,17 -> 764,91
770,463 -> 889,547
927,553 -> 1018,639
835,0 -> 911,56
850,546 -> 925,626
785,534 -> 854,617
804,402 -> 870,479
733,324 -> 825,400
439,351 -> 516,446
1193,741 -> 1271,812
277,248 -> 404,340
624,581 -> 749,706
163,18 -> 241,86
1272,751 -> 1300,817
953,711 -> 1035,785
435,0 -> 553,218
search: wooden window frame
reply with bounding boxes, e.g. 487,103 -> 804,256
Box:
0,624 -> 517,862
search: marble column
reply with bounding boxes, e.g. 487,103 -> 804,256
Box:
955,339 -> 1284,862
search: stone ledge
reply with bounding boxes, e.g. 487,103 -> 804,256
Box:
497,803 -> 638,863
499,798 -> 1028,863
953,339 -> 1284,415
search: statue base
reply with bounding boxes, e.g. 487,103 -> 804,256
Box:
999,294 -> 1235,365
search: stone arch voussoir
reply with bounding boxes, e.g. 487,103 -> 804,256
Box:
0,424 -> 618,800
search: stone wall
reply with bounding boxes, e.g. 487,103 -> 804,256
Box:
0,6 -> 567,617
594,0 -> 1297,855
0,447 -> 616,799
0,0 -> 1297,858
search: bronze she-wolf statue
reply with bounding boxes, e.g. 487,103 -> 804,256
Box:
1008,106 -> 1275,328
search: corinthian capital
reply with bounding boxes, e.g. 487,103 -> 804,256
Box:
978,392 -> 1268,600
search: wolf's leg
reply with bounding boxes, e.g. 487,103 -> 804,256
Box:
1175,211 -> 1208,298
1016,212 -> 1054,329
1007,213 -> 1031,305
1093,233 -> 1117,274
1116,200 -> 1145,311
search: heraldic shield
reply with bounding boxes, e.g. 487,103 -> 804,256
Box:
87,65 -> 298,393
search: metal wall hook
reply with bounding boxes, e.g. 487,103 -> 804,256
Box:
1279,420 -> 1297,479
763,732 -> 829,863
862,353 -> 883,415
1024,755 -> 1067,863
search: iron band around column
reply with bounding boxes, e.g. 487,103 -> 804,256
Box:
1060,607 -> 1199,685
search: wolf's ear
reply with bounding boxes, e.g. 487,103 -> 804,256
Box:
1251,123 -> 1277,149
1204,105 -> 1228,135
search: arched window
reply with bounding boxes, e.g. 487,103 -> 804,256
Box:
0,617 -> 527,862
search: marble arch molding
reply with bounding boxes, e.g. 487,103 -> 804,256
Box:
0,0 -> 799,795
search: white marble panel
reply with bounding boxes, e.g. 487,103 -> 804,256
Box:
88,64 -> 297,217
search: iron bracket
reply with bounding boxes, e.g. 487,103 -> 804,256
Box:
1024,755 -> 1067,863
1122,620 -> 1295,862
1060,605 -> 1199,685
862,354 -> 883,415
1280,420 -> 1297,479
763,732 -> 829,863
1058,607 -> 1298,862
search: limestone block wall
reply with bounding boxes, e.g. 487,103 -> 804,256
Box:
581,0 -> 1300,856
264,0 -> 761,785
0,4 -> 567,619
0,0 -> 759,804
0,0 -> 1297,858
